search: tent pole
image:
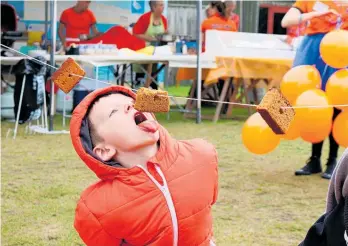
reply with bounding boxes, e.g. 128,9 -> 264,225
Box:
240,0 -> 243,32
44,0 -> 49,46
49,0 -> 57,131
195,0 -> 202,124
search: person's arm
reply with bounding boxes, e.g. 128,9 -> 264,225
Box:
90,24 -> 103,38
162,16 -> 169,34
58,23 -> 66,48
134,34 -> 158,42
59,10 -> 68,48
201,20 -> 207,46
281,7 -> 339,28
74,199 -> 123,246
235,14 -> 240,31
89,11 -> 102,39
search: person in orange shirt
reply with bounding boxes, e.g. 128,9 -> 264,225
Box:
281,0 -> 348,180
71,86 -> 219,245
205,3 -> 217,19
225,0 -> 240,30
201,1 -> 237,51
58,1 -> 102,48
199,1 -> 237,109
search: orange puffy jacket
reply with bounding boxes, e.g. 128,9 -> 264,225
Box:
70,86 -> 219,246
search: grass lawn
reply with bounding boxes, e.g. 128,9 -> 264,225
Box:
167,85 -> 192,97
1,86 -> 344,245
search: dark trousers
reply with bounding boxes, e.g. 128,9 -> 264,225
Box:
312,108 -> 341,160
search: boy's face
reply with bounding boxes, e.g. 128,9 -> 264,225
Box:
88,94 -> 160,161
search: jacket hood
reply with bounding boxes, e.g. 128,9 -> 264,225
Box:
70,85 -> 177,181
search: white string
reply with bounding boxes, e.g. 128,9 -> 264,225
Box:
164,95 -> 256,107
283,105 -> 348,109
1,44 -> 113,87
1,44 -> 257,107
2,43 -> 348,110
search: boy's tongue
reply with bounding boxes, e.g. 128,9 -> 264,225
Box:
138,120 -> 159,133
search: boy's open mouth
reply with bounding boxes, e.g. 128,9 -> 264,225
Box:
134,112 -> 158,133
134,112 -> 147,125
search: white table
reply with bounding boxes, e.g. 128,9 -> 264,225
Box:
1,53 -> 216,96
1,53 -> 214,126
0,53 -> 216,68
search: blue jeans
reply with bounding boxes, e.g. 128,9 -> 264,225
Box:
293,33 -> 338,91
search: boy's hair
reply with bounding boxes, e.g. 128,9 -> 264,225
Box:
86,91 -> 132,147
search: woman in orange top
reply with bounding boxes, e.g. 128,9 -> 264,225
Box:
225,0 -> 240,31
205,2 -> 217,19
201,1 -> 237,52
199,2 -> 238,109
282,0 -> 348,179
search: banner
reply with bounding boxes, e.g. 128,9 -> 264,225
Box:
6,0 -> 167,28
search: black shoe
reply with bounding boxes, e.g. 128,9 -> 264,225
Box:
295,156 -> 322,176
321,159 -> 337,180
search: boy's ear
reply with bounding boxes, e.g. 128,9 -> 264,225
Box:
93,144 -> 117,162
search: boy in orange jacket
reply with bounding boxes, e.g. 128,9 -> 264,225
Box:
70,85 -> 219,246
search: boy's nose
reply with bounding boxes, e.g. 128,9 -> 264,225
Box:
124,103 -> 134,113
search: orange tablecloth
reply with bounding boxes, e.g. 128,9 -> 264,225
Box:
176,57 -> 293,86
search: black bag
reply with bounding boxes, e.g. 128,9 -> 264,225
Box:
12,57 -> 47,124
72,89 -> 92,112
299,197 -> 348,246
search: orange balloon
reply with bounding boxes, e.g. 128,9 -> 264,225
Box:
282,115 -> 300,140
295,89 -> 333,126
326,69 -> 348,111
333,111 -> 348,147
280,65 -> 321,105
320,30 -> 348,69
300,121 -> 332,144
242,113 -> 281,155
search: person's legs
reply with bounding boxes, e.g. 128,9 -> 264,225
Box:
315,47 -> 340,179
294,34 -> 326,176
133,64 -> 158,90
294,141 -> 324,176
312,142 -> 324,159
295,149 -> 323,176
149,63 -> 159,90
329,108 -> 341,159
322,108 -> 341,179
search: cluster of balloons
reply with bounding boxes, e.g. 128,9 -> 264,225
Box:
242,30 -> 348,155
